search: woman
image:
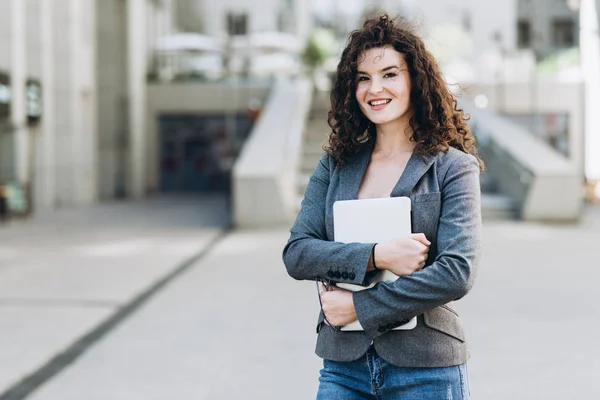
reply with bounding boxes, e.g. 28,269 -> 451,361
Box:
282,14 -> 483,399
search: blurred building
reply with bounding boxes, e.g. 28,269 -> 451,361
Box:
0,0 -> 178,214
517,0 -> 579,60
366,0 -> 517,65
146,0 -> 310,195
0,0 -> 311,216
176,0 -> 310,41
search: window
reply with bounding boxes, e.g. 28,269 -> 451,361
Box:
517,20 -> 531,48
26,79 -> 42,126
227,12 -> 248,36
552,19 -> 575,47
0,72 -> 10,122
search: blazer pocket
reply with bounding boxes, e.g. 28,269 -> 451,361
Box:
410,192 -> 442,241
423,305 -> 465,342
412,192 -> 441,203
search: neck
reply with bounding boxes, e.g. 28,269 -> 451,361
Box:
373,117 -> 415,155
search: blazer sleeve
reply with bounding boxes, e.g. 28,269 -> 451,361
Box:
353,153 -> 482,339
282,153 -> 374,286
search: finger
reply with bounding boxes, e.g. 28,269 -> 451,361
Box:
410,233 -> 431,246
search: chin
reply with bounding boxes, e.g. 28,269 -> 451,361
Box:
368,115 -> 398,126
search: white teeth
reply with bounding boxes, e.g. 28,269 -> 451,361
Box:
370,99 -> 390,106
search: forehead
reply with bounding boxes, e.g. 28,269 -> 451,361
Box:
357,46 -> 405,72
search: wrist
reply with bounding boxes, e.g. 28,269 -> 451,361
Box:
374,243 -> 389,271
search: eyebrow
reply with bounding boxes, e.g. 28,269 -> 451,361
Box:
356,65 -> 401,75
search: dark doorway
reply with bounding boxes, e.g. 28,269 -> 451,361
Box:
158,114 -> 253,193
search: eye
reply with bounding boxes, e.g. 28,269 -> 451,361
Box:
357,76 -> 369,82
383,72 -> 397,79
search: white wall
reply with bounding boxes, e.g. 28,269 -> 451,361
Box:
51,0 -> 97,207
97,0 -> 128,199
26,0 -> 42,80
0,1 -> 10,71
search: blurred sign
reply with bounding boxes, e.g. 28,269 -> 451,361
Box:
0,72 -> 10,122
26,79 -> 42,126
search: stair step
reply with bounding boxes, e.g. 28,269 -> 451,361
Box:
301,139 -> 327,172
304,138 -> 327,149
294,194 -> 304,214
301,153 -> 323,173
481,193 -> 518,220
296,173 -> 310,196
304,126 -> 330,142
480,172 -> 498,193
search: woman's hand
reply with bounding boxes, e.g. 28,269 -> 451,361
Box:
320,285 -> 357,327
375,233 -> 431,277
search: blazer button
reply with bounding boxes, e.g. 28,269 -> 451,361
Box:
341,272 -> 349,279
378,326 -> 386,333
334,271 -> 341,279
327,270 -> 334,278
349,272 -> 356,280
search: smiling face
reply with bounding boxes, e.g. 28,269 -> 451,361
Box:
355,46 -> 413,129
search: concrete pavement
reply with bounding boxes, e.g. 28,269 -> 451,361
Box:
1,197 -> 599,399
0,195 -> 229,399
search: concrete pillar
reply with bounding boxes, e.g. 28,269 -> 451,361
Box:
127,0 -> 147,198
580,0 -> 600,196
36,0 -> 56,210
67,0 -> 97,205
294,0 -> 311,42
10,0 -> 27,185
68,0 -> 83,205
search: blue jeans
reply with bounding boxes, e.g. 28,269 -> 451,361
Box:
317,346 -> 470,399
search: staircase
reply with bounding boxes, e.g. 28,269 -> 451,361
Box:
479,172 -> 518,220
295,91 -> 330,211
295,91 -> 518,220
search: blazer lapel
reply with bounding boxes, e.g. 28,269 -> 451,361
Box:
337,139 -> 375,201
337,140 -> 439,200
390,151 -> 439,197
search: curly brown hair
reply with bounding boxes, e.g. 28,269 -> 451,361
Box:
325,13 -> 484,170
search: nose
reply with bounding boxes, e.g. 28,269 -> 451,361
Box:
368,78 -> 384,95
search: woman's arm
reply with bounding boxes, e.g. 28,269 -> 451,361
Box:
352,153 -> 482,339
282,154 -> 374,286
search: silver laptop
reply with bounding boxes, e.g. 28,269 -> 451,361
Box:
333,196 -> 417,331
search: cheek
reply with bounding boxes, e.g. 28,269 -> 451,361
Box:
355,88 -> 368,111
355,86 -> 365,101
388,81 -> 407,96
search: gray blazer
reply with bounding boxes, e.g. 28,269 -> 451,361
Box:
282,139 -> 482,368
